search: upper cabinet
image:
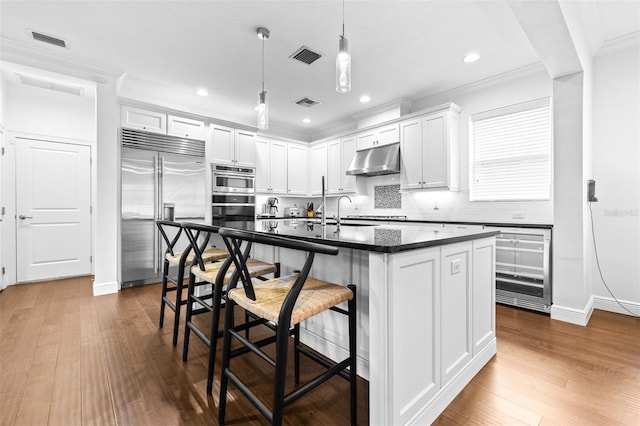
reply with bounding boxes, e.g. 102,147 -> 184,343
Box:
210,124 -> 256,167
255,137 -> 288,194
328,136 -> 359,194
122,105 -> 167,135
400,104 -> 460,191
287,143 -> 309,196
167,115 -> 205,140
309,143 -> 328,196
122,105 -> 205,140
356,123 -> 400,151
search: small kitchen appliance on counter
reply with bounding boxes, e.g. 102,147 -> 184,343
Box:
284,205 -> 301,217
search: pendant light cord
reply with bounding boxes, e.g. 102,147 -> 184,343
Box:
342,0 -> 345,37
261,36 -> 265,92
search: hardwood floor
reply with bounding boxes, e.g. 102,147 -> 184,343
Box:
1,276 -> 638,425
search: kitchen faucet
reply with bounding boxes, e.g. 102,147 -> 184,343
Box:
336,195 -> 352,229
321,176 -> 327,226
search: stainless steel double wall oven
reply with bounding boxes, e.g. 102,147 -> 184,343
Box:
211,164 -> 256,230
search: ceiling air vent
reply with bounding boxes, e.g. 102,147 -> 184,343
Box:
29,30 -> 67,48
294,97 -> 321,108
289,46 -> 322,65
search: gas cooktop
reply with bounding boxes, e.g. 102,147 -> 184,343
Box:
345,215 -> 408,221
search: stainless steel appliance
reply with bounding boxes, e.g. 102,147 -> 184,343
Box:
284,205 -> 301,217
346,143 -> 400,176
121,128 -> 206,287
212,163 -> 255,193
212,193 -> 256,230
488,226 -> 552,313
211,166 -> 256,230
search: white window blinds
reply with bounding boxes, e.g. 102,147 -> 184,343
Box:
470,98 -> 551,201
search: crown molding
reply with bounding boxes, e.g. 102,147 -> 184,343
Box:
0,37 -> 124,83
351,98 -> 413,122
596,31 -> 640,57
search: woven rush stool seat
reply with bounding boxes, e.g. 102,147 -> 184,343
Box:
166,245 -> 227,266
156,220 -> 228,347
180,222 -> 280,395
217,227 -> 357,426
228,275 -> 353,327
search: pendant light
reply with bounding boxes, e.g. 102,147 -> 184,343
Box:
336,0 -> 351,93
257,27 -> 270,130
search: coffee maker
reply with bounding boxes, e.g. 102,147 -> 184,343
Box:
267,197 -> 278,216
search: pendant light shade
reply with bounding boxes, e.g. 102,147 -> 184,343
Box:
336,0 -> 351,93
257,27 -> 270,130
336,35 -> 351,93
257,90 -> 268,130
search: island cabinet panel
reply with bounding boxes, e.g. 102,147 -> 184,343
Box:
472,239 -> 496,356
388,248 -> 441,425
440,242 -> 473,385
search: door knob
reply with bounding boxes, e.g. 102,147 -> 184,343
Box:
19,215 -> 34,220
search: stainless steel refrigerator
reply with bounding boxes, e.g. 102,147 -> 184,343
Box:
121,129 -> 206,287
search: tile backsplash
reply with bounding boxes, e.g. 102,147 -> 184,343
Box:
374,184 -> 401,209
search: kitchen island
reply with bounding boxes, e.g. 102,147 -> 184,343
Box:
239,219 -> 498,425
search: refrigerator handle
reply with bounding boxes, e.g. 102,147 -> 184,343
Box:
153,155 -> 161,274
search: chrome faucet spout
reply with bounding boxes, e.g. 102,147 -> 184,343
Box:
321,176 -> 327,226
336,195 -> 352,228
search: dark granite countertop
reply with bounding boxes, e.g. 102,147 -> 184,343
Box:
257,215 -> 553,230
251,218 -> 499,253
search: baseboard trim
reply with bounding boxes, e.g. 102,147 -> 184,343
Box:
93,280 -> 119,296
593,296 -> 640,316
550,296 -> 594,326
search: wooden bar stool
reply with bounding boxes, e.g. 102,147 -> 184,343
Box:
156,220 -> 227,347
180,222 -> 279,394
216,227 -> 357,426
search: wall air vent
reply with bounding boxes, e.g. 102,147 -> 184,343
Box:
29,30 -> 68,48
15,73 -> 84,96
289,46 -> 322,65
294,97 -> 321,108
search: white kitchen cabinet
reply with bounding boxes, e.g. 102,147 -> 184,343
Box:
309,142 -> 327,196
328,136 -> 360,194
255,137 -> 287,194
356,123 -> 399,151
400,105 -> 460,191
210,124 -> 256,167
287,143 -> 309,195
121,105 -> 166,134
167,115 -> 205,140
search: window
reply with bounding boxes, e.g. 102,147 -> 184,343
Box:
470,98 -> 551,201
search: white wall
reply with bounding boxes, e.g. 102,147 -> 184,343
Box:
332,66 -> 554,225
591,41 -> 640,312
4,80 -> 95,140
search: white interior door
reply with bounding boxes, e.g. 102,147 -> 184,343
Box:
16,138 -> 91,282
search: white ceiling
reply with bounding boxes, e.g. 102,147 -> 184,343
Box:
1,1 -> 638,138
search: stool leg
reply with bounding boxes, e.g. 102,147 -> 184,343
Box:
294,323 -> 301,384
171,264 -> 185,347
159,258 -> 170,328
272,324 -> 290,426
348,284 -> 357,426
182,272 -> 196,362
206,280 -> 224,394
218,298 -> 236,425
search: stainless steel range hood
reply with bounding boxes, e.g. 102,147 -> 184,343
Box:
345,143 -> 400,176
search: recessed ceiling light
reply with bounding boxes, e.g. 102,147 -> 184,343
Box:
360,95 -> 371,103
303,118 -> 311,123
462,53 -> 480,63
196,88 -> 208,96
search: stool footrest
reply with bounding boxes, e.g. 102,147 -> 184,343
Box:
284,358 -> 351,406
224,368 -> 273,423
297,345 -> 351,382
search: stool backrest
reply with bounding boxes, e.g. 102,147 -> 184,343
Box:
156,220 -> 187,259
181,222 -> 215,269
218,227 -> 339,327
